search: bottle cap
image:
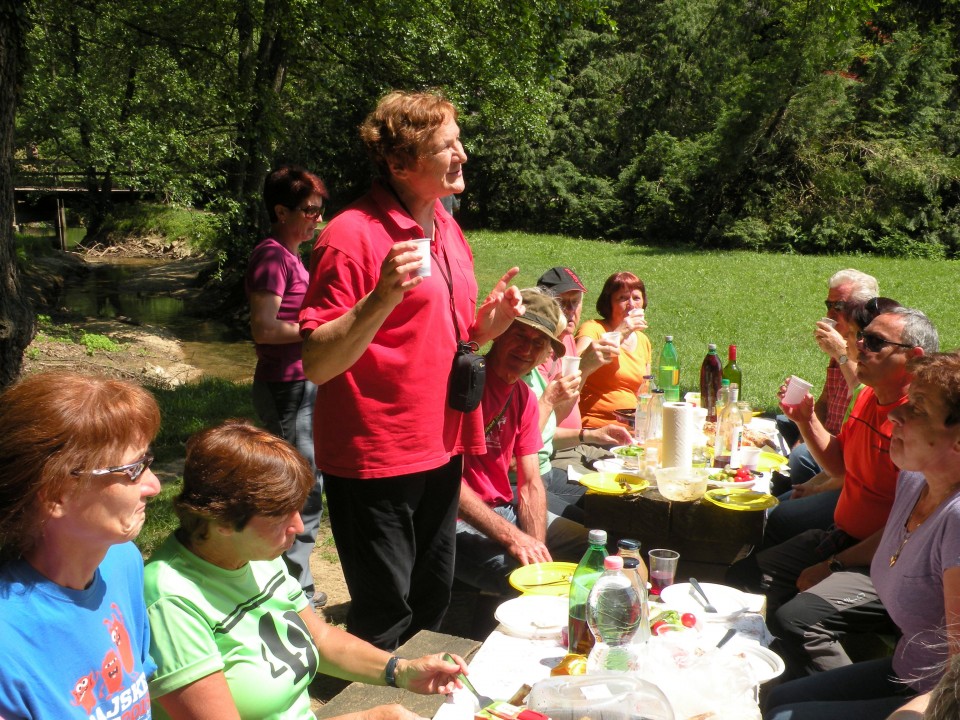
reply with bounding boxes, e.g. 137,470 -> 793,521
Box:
664,335 -> 673,342
721,379 -> 730,386
622,557 -> 640,569
617,538 -> 640,551
603,556 -> 624,570
588,529 -> 608,545
708,343 -> 717,350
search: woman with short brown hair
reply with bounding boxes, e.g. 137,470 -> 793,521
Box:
145,420 -> 467,720
576,271 -> 652,429
0,370 -> 161,718
299,89 -> 524,649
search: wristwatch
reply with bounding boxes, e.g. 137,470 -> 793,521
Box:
837,354 -> 848,365
385,656 -> 401,688
828,555 -> 846,573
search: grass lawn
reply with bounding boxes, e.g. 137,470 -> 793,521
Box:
467,231 -> 960,412
136,231 -> 960,554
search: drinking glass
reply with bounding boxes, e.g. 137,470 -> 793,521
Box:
647,549 -> 679,597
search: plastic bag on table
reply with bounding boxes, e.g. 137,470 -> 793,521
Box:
633,635 -> 761,720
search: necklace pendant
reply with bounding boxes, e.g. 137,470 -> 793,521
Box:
890,554 -> 898,567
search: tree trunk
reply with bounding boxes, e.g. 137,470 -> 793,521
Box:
0,0 -> 35,388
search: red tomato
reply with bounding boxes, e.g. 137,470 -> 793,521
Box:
651,620 -> 670,635
681,612 -> 697,628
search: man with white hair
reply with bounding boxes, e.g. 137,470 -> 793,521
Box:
776,269 -> 880,488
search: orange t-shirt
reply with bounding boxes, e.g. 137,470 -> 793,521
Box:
833,386 -> 906,540
575,319 -> 651,429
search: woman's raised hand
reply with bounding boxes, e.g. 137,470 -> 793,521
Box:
471,267 -> 525,344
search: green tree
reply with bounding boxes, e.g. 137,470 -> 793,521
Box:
1,0 -> 34,387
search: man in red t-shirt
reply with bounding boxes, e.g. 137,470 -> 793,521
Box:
456,289 -> 589,594
728,307 -> 939,613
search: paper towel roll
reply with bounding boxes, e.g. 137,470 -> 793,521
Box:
661,401 -> 694,470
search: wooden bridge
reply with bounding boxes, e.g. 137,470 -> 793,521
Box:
14,162 -> 143,251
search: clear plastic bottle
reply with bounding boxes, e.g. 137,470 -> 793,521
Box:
566,529 -> 608,656
634,393 -> 651,444
646,389 -> 665,444
620,557 -> 651,645
715,379 -> 731,422
657,336 -> 680,402
715,383 -> 745,468
586,556 -> 642,672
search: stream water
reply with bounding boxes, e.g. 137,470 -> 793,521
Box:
60,257 -> 257,382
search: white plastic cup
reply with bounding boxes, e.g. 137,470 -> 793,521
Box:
819,317 -> 837,328
740,446 -> 761,471
412,238 -> 431,277
560,355 -> 581,377
782,375 -> 813,406
602,330 -> 621,349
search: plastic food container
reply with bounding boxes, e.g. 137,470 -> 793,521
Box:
654,467 -> 711,502
527,674 -> 675,720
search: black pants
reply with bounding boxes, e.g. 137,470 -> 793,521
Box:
324,456 -> 462,650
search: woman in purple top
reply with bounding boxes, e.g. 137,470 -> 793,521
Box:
245,165 -> 329,608
765,352 -> 960,720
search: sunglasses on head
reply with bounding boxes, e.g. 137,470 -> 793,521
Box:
857,331 -> 914,354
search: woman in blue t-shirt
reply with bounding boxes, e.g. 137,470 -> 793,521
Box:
0,371 -> 162,719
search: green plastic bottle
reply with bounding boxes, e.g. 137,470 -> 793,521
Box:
567,529 -> 609,656
657,336 -> 680,402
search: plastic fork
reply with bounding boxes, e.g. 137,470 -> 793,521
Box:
690,577 -> 718,613
444,654 -> 493,708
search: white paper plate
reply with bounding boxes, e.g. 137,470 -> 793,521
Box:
659,582 -> 749,621
494,595 -> 568,638
726,644 -> 785,683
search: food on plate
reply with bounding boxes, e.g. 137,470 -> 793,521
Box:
612,445 -> 644,457
708,466 -> 754,483
702,422 -> 772,449
649,607 -> 697,634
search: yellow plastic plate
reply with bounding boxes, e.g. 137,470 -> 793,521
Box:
703,488 -> 779,511
757,450 -> 788,473
508,561 -> 578,596
578,472 -> 650,496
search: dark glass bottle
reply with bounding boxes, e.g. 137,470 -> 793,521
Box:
699,343 -> 723,422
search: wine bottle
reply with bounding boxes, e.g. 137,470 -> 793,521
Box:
699,343 -> 723,423
723,344 -> 743,395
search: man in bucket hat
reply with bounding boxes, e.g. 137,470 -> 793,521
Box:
454,288 -> 588,594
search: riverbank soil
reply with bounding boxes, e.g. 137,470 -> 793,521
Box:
19,247 -> 487,710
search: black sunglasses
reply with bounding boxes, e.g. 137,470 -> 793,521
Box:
857,331 -> 914,354
824,300 -> 847,312
296,205 -> 323,220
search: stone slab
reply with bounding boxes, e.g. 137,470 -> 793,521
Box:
314,630 -> 482,719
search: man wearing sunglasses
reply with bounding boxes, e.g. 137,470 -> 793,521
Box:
729,307 -> 939,619
776,269 -> 880,491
